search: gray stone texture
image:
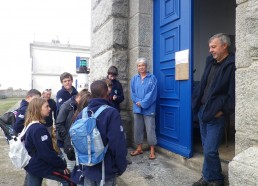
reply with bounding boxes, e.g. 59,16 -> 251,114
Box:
92,0 -> 128,33
91,0 -> 131,143
91,18 -> 128,58
235,0 -> 258,154
229,147 -> 258,186
129,14 -> 152,49
129,0 -> 152,18
230,0 -> 258,185
236,0 -> 248,5
235,3 -> 252,68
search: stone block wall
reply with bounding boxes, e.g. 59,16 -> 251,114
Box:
235,0 -> 258,155
90,0 -> 132,144
229,0 -> 258,184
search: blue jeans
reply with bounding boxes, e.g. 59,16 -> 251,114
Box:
133,114 -> 157,145
27,171 -> 72,186
198,106 -> 225,183
83,176 -> 116,186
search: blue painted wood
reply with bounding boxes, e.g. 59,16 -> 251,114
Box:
154,0 -> 193,158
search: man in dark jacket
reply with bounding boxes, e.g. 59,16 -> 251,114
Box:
74,80 -> 127,185
13,89 -> 41,135
192,33 -> 235,186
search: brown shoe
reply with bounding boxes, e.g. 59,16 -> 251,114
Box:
130,149 -> 143,156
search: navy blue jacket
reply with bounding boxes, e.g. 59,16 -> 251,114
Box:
13,99 -> 28,134
55,96 -> 77,148
109,79 -> 124,112
56,86 -> 78,114
24,123 -> 66,177
44,99 -> 57,127
74,98 -> 127,182
192,53 -> 235,123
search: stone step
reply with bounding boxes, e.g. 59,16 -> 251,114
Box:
155,146 -> 229,186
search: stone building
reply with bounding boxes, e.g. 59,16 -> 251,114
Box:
90,0 -> 258,185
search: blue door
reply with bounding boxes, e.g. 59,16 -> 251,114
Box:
153,0 -> 193,158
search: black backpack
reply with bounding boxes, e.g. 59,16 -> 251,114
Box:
0,111 -> 17,140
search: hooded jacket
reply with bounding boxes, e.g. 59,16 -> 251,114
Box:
74,98 -> 127,182
192,53 -> 235,123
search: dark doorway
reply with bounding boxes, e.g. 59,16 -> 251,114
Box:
193,0 -> 236,162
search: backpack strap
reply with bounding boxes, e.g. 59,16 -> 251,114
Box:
81,106 -> 89,118
19,121 -> 38,138
93,105 -> 110,118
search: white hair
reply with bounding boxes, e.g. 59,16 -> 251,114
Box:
136,58 -> 148,66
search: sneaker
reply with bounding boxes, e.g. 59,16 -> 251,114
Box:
192,177 -> 208,186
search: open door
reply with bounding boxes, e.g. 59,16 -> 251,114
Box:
153,0 -> 193,158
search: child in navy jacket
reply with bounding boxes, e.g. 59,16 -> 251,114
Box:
24,97 -> 74,186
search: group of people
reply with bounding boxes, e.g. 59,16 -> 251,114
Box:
11,60 -> 158,186
10,33 -> 234,186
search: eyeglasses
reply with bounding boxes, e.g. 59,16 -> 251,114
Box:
45,89 -> 52,91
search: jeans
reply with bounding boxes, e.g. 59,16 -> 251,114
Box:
133,114 -> 157,145
198,106 -> 225,183
83,177 -> 116,186
27,171 -> 71,186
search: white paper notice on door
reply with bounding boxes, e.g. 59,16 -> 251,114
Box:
175,49 -> 189,80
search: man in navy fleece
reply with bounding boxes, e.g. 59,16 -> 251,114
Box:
56,72 -> 78,115
73,80 -> 127,185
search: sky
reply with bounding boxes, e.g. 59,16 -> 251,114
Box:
0,0 -> 91,89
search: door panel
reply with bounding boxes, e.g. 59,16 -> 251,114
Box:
154,0 -> 193,158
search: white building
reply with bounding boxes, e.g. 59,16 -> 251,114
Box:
30,40 -> 90,97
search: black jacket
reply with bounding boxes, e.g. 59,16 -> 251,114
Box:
192,53 -> 235,123
109,79 -> 124,112
55,96 -> 77,149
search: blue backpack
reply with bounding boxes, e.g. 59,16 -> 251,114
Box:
69,105 -> 109,166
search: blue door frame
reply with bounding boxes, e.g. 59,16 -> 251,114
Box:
153,0 -> 193,158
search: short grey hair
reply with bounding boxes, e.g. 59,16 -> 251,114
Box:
209,33 -> 231,51
136,58 -> 148,66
